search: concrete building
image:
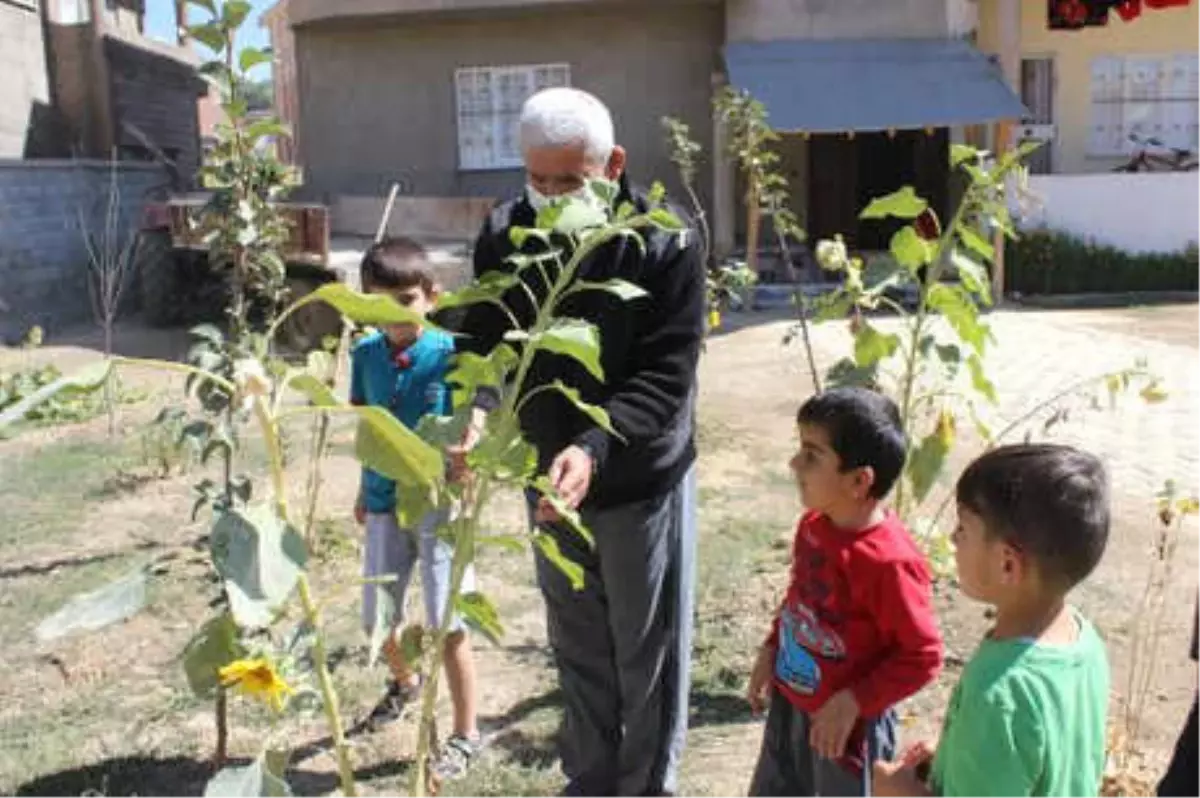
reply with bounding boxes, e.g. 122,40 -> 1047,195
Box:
268,0 -> 1031,259
0,0 -> 206,181
978,0 -> 1199,175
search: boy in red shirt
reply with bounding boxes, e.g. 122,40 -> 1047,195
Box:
747,387 -> 943,796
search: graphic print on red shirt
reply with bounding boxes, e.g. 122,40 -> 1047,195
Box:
767,510 -> 943,722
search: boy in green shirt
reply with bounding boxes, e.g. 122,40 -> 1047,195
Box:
874,444 -> 1111,797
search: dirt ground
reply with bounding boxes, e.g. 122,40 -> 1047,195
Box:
0,303 -> 1196,796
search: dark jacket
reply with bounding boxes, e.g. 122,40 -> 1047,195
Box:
454,177 -> 705,508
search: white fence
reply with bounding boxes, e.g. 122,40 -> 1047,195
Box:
1016,172 -> 1199,254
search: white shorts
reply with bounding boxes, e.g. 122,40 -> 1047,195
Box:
361,510 -> 477,635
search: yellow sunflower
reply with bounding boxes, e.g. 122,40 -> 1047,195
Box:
219,658 -> 294,713
708,309 -> 722,330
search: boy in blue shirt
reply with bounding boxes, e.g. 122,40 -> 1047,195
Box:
351,237 -> 481,777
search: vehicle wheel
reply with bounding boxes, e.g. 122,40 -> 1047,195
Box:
136,231 -> 185,327
277,275 -> 344,354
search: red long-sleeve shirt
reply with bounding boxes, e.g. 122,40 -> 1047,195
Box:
766,510 -> 943,721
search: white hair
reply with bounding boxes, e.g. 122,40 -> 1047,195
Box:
519,87 -> 615,165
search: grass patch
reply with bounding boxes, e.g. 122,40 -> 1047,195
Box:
0,439 -> 143,551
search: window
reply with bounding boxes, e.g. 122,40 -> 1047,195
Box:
455,63 -> 571,170
1088,54 -> 1199,156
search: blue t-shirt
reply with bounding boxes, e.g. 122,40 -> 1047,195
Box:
350,328 -> 454,512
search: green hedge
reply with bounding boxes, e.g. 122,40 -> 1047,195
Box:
1007,228 -> 1199,296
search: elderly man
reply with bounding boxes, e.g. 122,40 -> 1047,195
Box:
453,87 -> 704,796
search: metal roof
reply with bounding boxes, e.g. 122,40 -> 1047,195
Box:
724,38 -> 1028,133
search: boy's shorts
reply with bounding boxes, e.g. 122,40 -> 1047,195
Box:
749,689 -> 896,797
361,510 -> 477,636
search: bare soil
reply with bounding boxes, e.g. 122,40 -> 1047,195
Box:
0,304 -> 1195,796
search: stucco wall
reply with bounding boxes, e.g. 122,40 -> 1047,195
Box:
294,2 -> 721,218
725,0 -> 976,41
1018,172 -> 1199,253
977,0 -> 1199,174
0,159 -> 166,339
0,0 -> 53,158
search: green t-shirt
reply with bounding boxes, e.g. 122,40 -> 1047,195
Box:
931,611 -> 1110,797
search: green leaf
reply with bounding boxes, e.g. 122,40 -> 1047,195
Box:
859,186 -> 928,221
286,372 -> 339,407
509,226 -> 551,249
957,224 -> 995,261
191,323 -> 226,346
210,506 -> 308,629
187,23 -> 227,53
951,250 -> 992,305
454,592 -> 505,646
927,284 -> 990,355
813,290 -> 855,323
825,357 -> 880,390
246,119 -> 290,144
368,585 -> 397,667
648,208 -> 685,231
222,0 -> 252,30
182,612 -> 244,698
394,481 -> 436,529
470,417 -> 537,482
532,476 -> 594,549
950,143 -> 981,168
413,405 -> 472,450
589,178 -> 619,205
889,226 -> 934,272
853,323 -> 901,368
239,47 -> 273,73
0,360 -> 112,432
648,181 -> 667,204
399,624 -> 425,667
935,342 -> 962,366
446,349 -> 512,408
533,532 -> 585,591
354,407 -> 445,489
569,279 -> 649,302
967,354 -> 998,404
547,380 -> 621,441
436,271 -> 520,313
907,428 -> 952,505
204,754 -> 291,798
310,283 -> 432,329
35,567 -> 148,642
532,319 -> 604,381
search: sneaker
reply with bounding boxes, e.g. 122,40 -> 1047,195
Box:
365,677 -> 421,728
432,733 -> 484,781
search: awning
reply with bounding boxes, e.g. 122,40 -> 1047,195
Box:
724,38 -> 1028,133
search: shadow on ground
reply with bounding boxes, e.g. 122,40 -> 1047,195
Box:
15,753 -> 414,797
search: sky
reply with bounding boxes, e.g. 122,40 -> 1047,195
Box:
145,0 -> 273,74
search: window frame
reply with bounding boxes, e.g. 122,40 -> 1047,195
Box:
454,62 -> 572,172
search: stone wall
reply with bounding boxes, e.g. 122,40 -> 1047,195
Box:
0,159 -> 167,340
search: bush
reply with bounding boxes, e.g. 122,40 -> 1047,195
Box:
1007,228 -> 1199,296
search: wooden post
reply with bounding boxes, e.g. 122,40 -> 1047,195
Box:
992,0 -> 1022,303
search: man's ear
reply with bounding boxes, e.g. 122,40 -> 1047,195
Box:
605,145 -> 627,181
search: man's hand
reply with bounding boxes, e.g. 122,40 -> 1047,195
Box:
354,499 -> 366,526
747,644 -> 775,715
872,757 -> 934,797
809,689 -> 859,760
446,409 -> 487,484
547,445 -> 594,510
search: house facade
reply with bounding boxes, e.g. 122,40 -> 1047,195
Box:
273,0 -> 1029,256
0,0 -> 207,180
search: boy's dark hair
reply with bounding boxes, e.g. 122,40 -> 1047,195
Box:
797,387 -> 906,499
956,444 -> 1110,588
360,236 -> 435,293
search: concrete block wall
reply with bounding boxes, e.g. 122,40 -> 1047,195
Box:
0,159 -> 166,340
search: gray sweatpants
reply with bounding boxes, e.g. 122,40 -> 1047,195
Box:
531,466 -> 698,797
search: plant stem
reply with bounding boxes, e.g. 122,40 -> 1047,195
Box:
412,483 -> 488,796
214,686 -> 229,766
298,574 -> 357,797
256,395 -> 356,796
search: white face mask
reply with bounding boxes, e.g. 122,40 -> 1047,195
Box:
526,180 -> 613,214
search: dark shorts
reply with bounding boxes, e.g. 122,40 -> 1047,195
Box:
1161,696 -> 1200,796
749,690 -> 897,797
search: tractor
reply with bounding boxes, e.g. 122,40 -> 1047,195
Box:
135,192 -> 344,352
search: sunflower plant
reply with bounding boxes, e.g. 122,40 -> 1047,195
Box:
5,178 -> 685,796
